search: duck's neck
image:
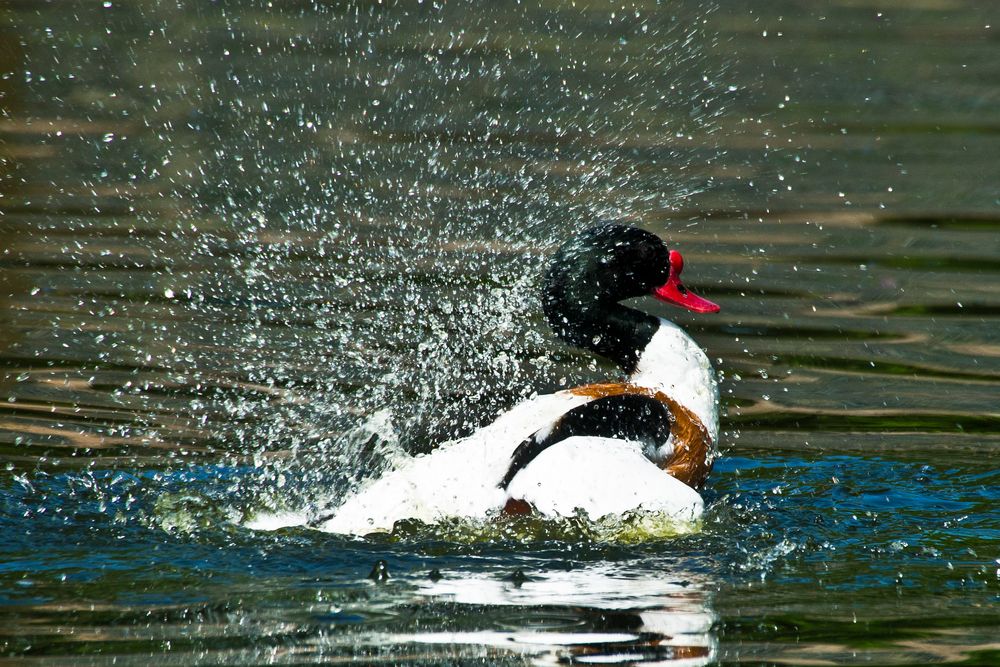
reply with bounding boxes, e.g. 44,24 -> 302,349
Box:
544,285 -> 720,440
543,291 -> 659,375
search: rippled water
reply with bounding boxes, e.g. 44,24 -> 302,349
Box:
2,0 -> 998,664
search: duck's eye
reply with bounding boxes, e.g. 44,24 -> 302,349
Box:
677,283 -> 688,295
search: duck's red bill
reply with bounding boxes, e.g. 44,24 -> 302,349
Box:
651,250 -> 721,313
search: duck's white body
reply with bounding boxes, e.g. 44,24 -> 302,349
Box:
314,318 -> 717,536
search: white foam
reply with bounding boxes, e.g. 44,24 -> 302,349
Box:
243,509 -> 311,532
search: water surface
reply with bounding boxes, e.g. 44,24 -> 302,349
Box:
1,0 -> 998,664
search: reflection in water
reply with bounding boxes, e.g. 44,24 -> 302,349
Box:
375,565 -> 715,666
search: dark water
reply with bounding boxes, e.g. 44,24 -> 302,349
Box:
2,0 -> 998,664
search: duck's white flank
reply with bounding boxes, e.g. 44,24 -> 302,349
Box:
505,436 -> 703,521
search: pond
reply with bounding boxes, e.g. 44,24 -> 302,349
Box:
1,0 -> 998,664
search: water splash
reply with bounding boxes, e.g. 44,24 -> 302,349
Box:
124,0 -> 730,517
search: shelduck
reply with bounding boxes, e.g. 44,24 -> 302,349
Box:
314,223 -> 720,535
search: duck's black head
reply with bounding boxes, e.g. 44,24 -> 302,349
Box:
543,223 -> 718,373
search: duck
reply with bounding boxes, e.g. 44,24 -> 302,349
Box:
313,223 -> 720,535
